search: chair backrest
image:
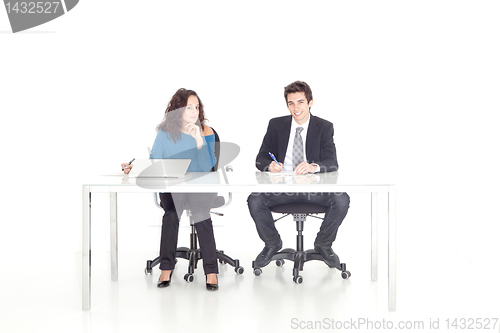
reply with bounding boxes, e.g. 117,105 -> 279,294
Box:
211,127 -> 220,172
209,127 -> 226,209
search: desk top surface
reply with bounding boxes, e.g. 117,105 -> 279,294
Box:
83,171 -> 395,192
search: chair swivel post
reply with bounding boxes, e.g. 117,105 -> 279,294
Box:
186,210 -> 199,273
187,210 -> 198,250
295,215 -> 306,253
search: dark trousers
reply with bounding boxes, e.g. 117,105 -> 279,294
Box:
158,193 -> 219,275
247,192 -> 350,248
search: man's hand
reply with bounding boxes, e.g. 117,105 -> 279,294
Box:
294,161 -> 316,175
269,161 -> 283,173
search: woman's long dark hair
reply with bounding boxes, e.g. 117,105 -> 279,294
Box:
156,88 -> 207,142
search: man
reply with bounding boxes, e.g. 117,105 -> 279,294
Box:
247,81 -> 350,269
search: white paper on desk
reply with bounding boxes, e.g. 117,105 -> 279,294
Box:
259,172 -> 320,185
101,172 -> 188,179
102,171 -> 129,177
265,171 -> 311,177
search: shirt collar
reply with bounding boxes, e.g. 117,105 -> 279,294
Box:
291,114 -> 311,132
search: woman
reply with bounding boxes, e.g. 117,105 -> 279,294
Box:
122,88 -> 219,290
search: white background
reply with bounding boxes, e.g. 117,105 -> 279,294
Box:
1,0 -> 499,316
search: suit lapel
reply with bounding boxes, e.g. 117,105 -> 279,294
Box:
278,116 -> 292,162
305,115 -> 319,158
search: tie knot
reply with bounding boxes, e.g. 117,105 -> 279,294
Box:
296,127 -> 303,135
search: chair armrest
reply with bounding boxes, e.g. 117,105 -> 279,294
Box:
218,193 -> 232,208
153,192 -> 162,209
217,165 -> 233,208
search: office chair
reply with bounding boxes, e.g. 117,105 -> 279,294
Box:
252,203 -> 350,284
144,128 -> 244,281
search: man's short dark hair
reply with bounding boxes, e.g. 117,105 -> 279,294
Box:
284,81 -> 313,104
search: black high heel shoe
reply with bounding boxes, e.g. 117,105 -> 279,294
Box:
157,269 -> 174,288
206,275 -> 218,291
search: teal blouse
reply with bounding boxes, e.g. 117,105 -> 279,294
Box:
150,129 -> 216,172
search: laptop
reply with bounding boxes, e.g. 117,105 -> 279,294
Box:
129,159 -> 191,178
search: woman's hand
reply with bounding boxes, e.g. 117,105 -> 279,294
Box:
121,163 -> 133,174
184,123 -> 204,148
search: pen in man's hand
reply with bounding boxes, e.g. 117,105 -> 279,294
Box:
122,158 -> 135,171
269,152 -> 279,164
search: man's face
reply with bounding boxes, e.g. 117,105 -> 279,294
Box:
287,92 -> 313,125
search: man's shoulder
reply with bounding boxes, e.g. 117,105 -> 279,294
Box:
310,114 -> 333,128
268,115 -> 291,126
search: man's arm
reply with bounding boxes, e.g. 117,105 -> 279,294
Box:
310,121 -> 338,173
255,120 -> 276,172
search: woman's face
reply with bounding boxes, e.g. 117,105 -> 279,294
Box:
182,95 -> 200,125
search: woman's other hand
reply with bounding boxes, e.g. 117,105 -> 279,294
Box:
121,163 -> 133,174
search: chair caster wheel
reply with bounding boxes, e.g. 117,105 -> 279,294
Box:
184,274 -> 194,282
235,266 -> 244,275
253,268 -> 262,276
341,271 -> 351,279
276,259 -> 285,267
145,268 -> 152,276
293,275 -> 303,284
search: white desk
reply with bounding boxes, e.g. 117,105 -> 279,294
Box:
82,171 -> 396,310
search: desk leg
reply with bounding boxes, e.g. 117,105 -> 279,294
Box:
371,192 -> 378,281
82,186 -> 91,310
388,186 -> 397,311
110,192 -> 118,281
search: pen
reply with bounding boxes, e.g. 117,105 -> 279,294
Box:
269,152 -> 279,164
122,158 -> 135,171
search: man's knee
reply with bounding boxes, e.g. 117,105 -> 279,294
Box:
247,193 -> 265,210
334,192 -> 350,213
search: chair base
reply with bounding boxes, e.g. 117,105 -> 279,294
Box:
146,217 -> 244,280
145,248 -> 244,281
251,211 -> 351,283
252,248 -> 351,283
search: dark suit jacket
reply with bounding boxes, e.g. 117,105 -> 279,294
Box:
255,114 -> 338,173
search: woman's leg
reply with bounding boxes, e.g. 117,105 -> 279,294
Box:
194,218 -> 219,281
158,193 -> 181,281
